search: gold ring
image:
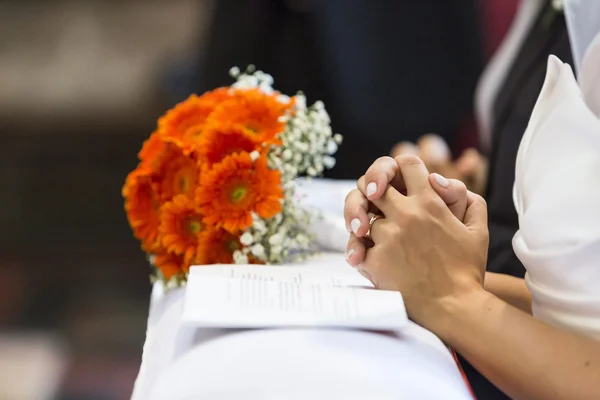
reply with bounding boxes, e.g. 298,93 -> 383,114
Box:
364,214 -> 383,242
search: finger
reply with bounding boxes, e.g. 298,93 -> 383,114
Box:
390,141 -> 419,158
363,156 -> 406,201
366,217 -> 393,245
393,154 -> 433,196
429,174 -> 468,221
344,188 -> 373,236
361,246 -> 382,287
357,176 -> 387,213
356,265 -> 373,283
357,178 -> 407,219
417,134 -> 451,166
464,191 -> 488,236
345,233 -> 367,267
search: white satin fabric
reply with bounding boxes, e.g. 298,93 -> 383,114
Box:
295,178 -> 356,252
130,183 -> 473,400
512,41 -> 600,339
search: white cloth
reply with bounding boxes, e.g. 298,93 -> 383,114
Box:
148,327 -> 472,400
130,181 -> 473,400
512,37 -> 600,340
295,178 -> 356,252
131,254 -> 473,400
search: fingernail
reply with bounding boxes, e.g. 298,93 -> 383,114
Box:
351,218 -> 361,234
345,223 -> 352,233
366,182 -> 377,197
345,248 -> 355,260
433,173 -> 449,188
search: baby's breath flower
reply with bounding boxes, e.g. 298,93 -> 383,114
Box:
223,67 -> 341,264
233,250 -> 249,264
249,150 -> 260,162
250,243 -> 266,258
229,66 -> 240,77
240,232 -> 254,246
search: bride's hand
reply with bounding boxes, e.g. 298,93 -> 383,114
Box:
346,155 -> 489,329
344,155 -> 468,267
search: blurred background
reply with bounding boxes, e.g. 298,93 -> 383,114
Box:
0,0 -> 517,399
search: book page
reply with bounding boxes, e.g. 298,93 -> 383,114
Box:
182,275 -> 406,330
189,264 -> 373,288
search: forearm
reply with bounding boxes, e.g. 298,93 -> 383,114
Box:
435,290 -> 600,400
483,272 -> 532,314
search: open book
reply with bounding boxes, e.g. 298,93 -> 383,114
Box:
182,262 -> 408,331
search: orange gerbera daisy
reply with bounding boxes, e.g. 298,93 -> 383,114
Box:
158,88 -> 232,149
123,167 -> 161,251
151,141 -> 200,201
138,131 -> 166,169
206,88 -> 291,145
153,250 -> 186,280
196,152 -> 283,233
159,195 -> 206,264
197,121 -> 259,165
197,228 -> 242,265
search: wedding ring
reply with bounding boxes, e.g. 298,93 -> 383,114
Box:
364,214 -> 383,242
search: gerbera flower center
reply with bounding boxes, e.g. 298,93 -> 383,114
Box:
230,185 -> 248,203
226,239 -> 240,252
185,217 -> 203,235
178,175 -> 190,194
245,124 -> 259,133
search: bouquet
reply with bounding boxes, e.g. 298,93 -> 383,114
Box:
122,66 -> 342,285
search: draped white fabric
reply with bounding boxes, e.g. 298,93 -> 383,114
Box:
130,182 -> 473,400
131,258 -> 473,400
512,40 -> 600,339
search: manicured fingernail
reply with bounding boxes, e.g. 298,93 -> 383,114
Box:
433,173 -> 449,188
351,218 -> 361,234
345,248 -> 355,260
366,182 -> 377,197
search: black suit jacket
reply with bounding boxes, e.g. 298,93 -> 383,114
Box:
198,0 -> 484,179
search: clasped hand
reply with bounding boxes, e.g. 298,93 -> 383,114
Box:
343,155 -> 489,331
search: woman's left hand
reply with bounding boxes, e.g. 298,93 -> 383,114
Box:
354,155 -> 489,330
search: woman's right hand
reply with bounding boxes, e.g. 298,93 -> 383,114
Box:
391,134 -> 488,195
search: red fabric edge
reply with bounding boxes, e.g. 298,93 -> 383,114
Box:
450,349 -> 478,399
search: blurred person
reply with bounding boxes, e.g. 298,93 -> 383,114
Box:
391,0 -> 572,277
197,0 -> 484,179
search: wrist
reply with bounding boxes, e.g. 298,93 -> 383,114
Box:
427,287 -> 493,344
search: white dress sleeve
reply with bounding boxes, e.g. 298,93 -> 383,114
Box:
512,36 -> 600,340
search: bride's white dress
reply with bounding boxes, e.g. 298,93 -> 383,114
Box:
513,50 -> 600,339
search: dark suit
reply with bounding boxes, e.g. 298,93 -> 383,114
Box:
198,0 -> 484,178
462,3 -> 573,399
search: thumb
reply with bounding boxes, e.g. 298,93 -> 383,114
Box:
464,191 -> 488,236
428,173 -> 468,221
